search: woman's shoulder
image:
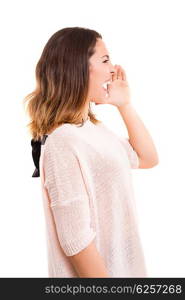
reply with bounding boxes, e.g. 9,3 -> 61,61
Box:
44,124 -> 79,152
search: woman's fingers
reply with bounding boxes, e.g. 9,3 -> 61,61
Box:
119,65 -> 126,81
117,65 -> 122,79
112,66 -> 117,81
113,64 -> 126,81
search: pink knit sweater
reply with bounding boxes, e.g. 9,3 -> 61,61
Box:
39,117 -> 147,277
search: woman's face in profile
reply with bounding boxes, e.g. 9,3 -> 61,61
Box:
88,38 -> 116,104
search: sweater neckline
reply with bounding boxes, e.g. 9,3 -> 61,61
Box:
69,116 -> 91,127
47,116 -> 91,135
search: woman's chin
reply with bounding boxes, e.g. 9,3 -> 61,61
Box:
99,89 -> 109,100
90,90 -> 109,104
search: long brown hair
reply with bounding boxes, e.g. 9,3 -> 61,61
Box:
23,27 -> 102,141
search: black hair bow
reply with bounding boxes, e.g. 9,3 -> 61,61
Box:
31,135 -> 48,177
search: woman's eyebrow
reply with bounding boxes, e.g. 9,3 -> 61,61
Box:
101,55 -> 109,59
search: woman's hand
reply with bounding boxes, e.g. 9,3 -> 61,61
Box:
96,65 -> 132,109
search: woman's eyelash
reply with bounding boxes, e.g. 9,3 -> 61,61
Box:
103,59 -> 109,63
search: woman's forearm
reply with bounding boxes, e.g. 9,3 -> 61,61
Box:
118,103 -> 159,166
68,241 -> 109,278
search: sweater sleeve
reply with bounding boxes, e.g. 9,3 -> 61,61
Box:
43,137 -> 96,256
118,136 -> 139,169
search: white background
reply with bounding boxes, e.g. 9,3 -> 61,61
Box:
0,0 -> 185,277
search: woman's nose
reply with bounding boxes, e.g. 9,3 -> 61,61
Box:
110,64 -> 116,74
110,70 -> 116,78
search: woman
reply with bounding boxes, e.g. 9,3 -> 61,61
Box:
24,27 -> 159,278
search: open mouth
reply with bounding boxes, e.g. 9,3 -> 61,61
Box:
102,80 -> 111,92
